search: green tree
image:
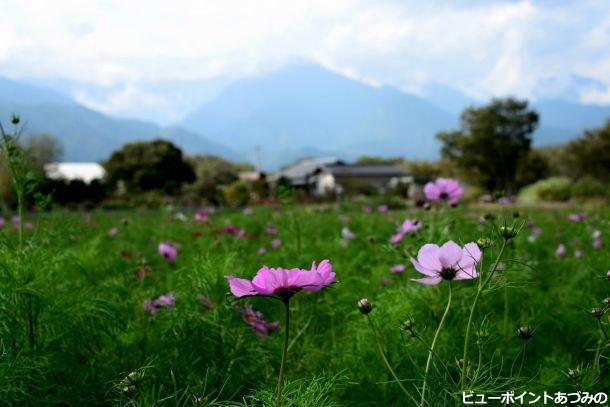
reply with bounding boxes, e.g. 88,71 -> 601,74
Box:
104,139 -> 195,194
23,133 -> 64,175
567,120 -> 610,182
437,98 -> 539,193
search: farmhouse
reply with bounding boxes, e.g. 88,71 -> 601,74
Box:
269,157 -> 414,196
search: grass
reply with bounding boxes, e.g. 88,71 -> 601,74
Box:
0,202 -> 608,405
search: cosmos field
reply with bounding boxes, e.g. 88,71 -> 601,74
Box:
0,202 -> 608,406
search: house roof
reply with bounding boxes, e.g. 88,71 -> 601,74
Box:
45,162 -> 106,183
324,164 -> 409,177
269,157 -> 342,185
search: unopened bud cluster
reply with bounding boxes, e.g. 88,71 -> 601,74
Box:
357,298 -> 372,314
515,326 -> 534,341
500,225 -> 518,240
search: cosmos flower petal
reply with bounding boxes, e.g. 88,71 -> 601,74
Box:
410,257 -> 437,277
438,241 -> 462,268
411,276 -> 442,285
416,244 -> 441,270
225,276 -> 257,297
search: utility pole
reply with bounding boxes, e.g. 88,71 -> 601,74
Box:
254,145 -> 261,173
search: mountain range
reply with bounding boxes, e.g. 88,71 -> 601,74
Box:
2,64 -> 610,170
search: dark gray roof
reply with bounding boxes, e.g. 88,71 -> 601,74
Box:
269,157 -> 342,184
324,164 -> 409,177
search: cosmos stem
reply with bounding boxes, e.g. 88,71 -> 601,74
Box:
421,282 -> 452,406
276,299 -> 290,407
366,314 -> 416,405
461,239 -> 507,389
517,341 -> 528,377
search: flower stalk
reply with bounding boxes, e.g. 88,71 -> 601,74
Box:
460,238 -> 507,388
275,299 -> 290,407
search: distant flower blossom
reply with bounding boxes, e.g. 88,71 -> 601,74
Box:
266,223 -> 278,235
498,196 -> 511,205
225,260 -> 335,300
11,215 -> 19,224
574,250 -> 584,259
0,217 -> 5,228
390,264 -> 405,273
380,277 -> 390,286
108,227 -> 118,237
568,213 -> 586,222
362,205 -> 371,213
341,227 -> 355,239
555,244 -> 566,258
526,220 -> 535,228
143,292 -> 176,314
593,230 -> 601,240
135,266 -> 151,280
257,247 -> 267,255
424,178 -> 463,206
377,204 -> 389,213
478,216 -> 486,223
234,304 -> 279,337
243,207 -> 253,215
158,242 -> 178,261
389,219 -> 420,244
195,210 -> 208,222
593,238 -> 602,249
197,294 -> 214,309
271,238 -> 281,249
531,227 -> 543,237
410,241 -> 481,285
23,222 -> 33,230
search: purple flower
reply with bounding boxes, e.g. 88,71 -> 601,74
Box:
377,204 -> 388,213
234,304 -> 280,337
195,210 -> 208,222
379,277 -> 390,286
574,250 -> 584,259
410,241 -> 481,285
270,238 -> 281,249
158,242 -> 177,261
362,205 -> 371,213
198,294 -> 215,309
568,213 -> 586,222
266,223 -> 278,235
498,196 -> 511,205
592,230 -> 601,240
225,259 -> 335,300
555,244 -> 566,258
257,246 -> 267,255
341,227 -> 355,239
388,232 -> 404,244
143,292 -> 176,314
531,227 -> 543,237
399,219 -> 421,234
390,264 -> 405,273
0,217 -> 5,228
424,178 -> 463,206
593,239 -> 602,249
108,227 -> 118,237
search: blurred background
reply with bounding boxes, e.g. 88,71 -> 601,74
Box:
1,0 -> 609,209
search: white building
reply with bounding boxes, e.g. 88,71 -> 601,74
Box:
44,162 -> 106,184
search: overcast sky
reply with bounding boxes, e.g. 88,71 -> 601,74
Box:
1,0 -> 610,121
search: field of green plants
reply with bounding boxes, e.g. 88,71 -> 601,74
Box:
0,202 -> 608,406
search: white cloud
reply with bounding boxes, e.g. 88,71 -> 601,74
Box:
1,0 -> 609,121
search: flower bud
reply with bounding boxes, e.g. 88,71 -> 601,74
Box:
400,316 -> 415,332
591,307 -> 604,318
606,270 -> 610,280
567,368 -> 580,379
500,225 -> 518,240
10,114 -> 20,125
515,326 -> 534,341
357,298 -> 372,314
603,298 -> 610,306
476,237 -> 493,250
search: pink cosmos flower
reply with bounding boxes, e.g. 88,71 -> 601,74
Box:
574,250 -> 584,259
568,213 -> 586,222
388,232 -> 404,244
24,222 -> 33,230
0,217 -> 5,228
424,178 -> 463,206
266,223 -> 278,235
108,227 -> 118,237
341,227 -> 355,239
555,244 -> 566,258
271,238 -> 281,249
158,242 -> 177,261
380,277 -> 390,286
143,292 -> 176,314
531,227 -> 543,237
257,247 -> 267,255
235,304 -> 280,337
592,230 -> 601,240
198,294 -> 215,309
225,259 -> 335,301
390,264 -> 405,273
195,210 -> 208,222
400,219 -> 421,234
377,204 -> 389,213
362,205 -> 371,213
410,241 -> 481,285
593,238 -> 602,249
